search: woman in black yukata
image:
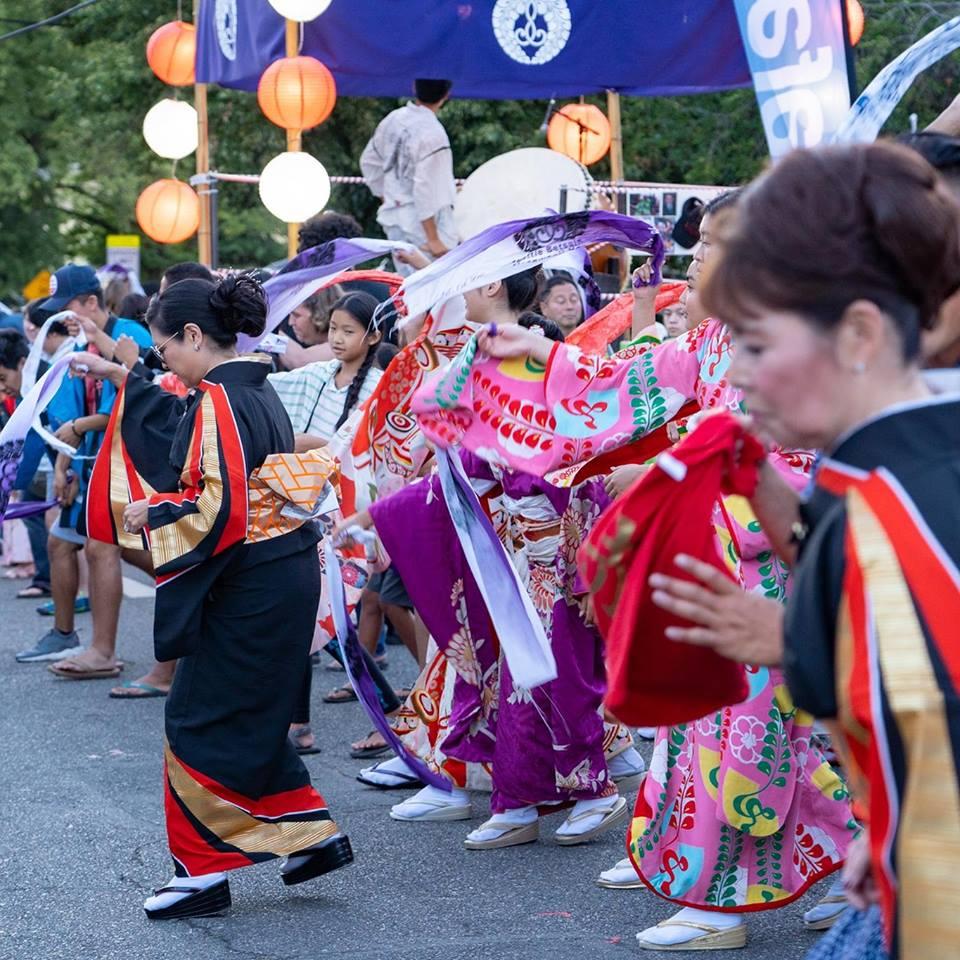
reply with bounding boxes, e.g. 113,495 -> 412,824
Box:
73,274 -> 352,920
646,142 -> 960,959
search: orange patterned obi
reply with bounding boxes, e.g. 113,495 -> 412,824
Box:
246,447 -> 340,543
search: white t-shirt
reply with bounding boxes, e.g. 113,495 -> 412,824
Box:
360,102 -> 456,228
268,360 -> 383,441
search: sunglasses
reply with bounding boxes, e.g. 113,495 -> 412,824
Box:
150,331 -> 182,367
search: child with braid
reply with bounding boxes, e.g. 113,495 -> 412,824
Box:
269,291 -> 384,451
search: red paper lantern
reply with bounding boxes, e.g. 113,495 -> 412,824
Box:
146,21 -> 196,87
547,104 -> 611,166
257,55 -> 337,131
846,0 -> 865,46
136,179 -> 200,244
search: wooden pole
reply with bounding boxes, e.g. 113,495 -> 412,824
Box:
606,90 -> 624,192
606,89 -> 628,286
195,0 -> 212,266
285,19 -> 302,259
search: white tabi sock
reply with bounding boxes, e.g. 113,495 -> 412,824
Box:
144,871 -> 226,912
608,747 -> 646,780
360,755 -> 420,786
465,805 -> 537,843
391,784 -> 469,818
638,906 -> 743,946
555,795 -> 618,837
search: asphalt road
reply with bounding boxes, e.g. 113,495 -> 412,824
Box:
0,574 -> 828,960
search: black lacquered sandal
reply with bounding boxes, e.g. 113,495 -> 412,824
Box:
281,835 -> 354,886
144,879 -> 231,920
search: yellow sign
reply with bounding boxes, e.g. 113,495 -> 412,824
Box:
106,235 -> 141,249
22,269 -> 51,302
105,234 -> 141,276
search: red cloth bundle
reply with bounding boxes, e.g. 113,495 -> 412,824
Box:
578,413 -> 763,726
566,282 -> 687,355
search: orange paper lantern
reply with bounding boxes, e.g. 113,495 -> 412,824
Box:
146,21 -> 196,86
257,56 -> 337,131
547,104 -> 611,166
136,179 -> 200,244
846,0 -> 865,46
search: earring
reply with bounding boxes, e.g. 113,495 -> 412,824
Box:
194,344 -> 200,352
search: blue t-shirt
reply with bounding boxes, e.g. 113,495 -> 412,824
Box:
106,315 -> 153,350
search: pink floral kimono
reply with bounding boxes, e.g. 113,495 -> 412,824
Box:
414,318 -> 855,909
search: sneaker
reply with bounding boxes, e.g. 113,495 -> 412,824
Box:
16,629 -> 81,663
37,596 -> 90,617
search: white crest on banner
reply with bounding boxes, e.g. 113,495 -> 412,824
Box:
492,0 -> 572,66
215,0 -> 238,61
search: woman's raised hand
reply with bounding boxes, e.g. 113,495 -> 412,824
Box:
70,351 -> 120,380
476,323 -> 551,363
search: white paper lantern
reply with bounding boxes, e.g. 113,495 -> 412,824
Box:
267,0 -> 333,22
142,99 -> 198,160
259,152 -> 331,223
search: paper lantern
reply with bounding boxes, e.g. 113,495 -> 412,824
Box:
136,179 -> 200,244
146,21 -> 196,86
547,104 -> 611,166
267,0 -> 334,21
142,99 -> 198,160
258,56 -> 337,131
846,0 -> 865,46
259,152 -> 331,222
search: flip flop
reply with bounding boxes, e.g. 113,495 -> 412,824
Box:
109,680 -> 168,699
288,726 -> 322,755
48,656 -> 124,680
349,732 -> 392,760
322,685 -> 358,704
17,585 -> 50,599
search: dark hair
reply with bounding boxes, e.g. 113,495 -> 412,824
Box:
540,274 -> 579,300
899,132 -> 960,201
330,291 -> 381,429
118,293 -> 149,324
519,312 -> 565,342
23,297 -> 68,336
76,288 -> 105,310
162,261 -> 216,288
704,189 -> 743,217
0,329 -> 29,371
702,142 -> 960,361
146,274 -> 267,346
375,342 -> 399,370
415,79 -> 452,105
503,266 -> 543,314
297,211 -> 363,253
294,285 -> 342,339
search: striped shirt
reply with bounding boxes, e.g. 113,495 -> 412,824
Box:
268,360 -> 383,441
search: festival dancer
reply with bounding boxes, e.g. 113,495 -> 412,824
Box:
463,195 -> 854,949
75,275 -> 352,919
640,141 -> 960,960
339,269 -> 642,846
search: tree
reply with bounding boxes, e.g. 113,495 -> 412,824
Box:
0,0 -> 957,301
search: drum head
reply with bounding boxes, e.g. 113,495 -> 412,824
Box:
454,147 -> 593,242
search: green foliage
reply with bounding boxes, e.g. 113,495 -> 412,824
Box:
0,0 -> 958,300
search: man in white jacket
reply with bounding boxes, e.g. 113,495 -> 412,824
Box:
360,79 -> 457,274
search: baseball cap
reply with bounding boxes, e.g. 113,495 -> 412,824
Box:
41,264 -> 101,312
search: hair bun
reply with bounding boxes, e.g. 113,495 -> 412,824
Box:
208,273 -> 267,338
